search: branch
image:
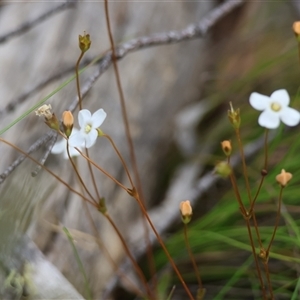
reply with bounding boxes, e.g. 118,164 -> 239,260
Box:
0,1 -> 74,44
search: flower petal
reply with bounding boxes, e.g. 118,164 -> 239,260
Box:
249,92 -> 270,111
85,129 -> 98,148
279,107 -> 300,127
78,109 -> 92,128
51,139 -> 65,154
258,110 -> 280,129
69,132 -> 85,147
270,89 -> 290,106
91,108 -> 107,128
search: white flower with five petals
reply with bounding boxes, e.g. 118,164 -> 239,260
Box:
249,89 -> 300,129
69,108 -> 107,148
51,128 -> 82,159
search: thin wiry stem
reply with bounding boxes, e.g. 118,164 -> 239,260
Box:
104,213 -> 153,299
103,134 -> 134,188
75,51 -> 85,110
183,224 -> 203,291
83,199 -> 145,298
65,138 -> 98,205
103,0 -> 158,292
132,192 -> 195,300
74,146 -> 128,192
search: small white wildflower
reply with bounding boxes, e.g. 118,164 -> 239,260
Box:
51,128 -> 82,159
69,108 -> 107,148
249,89 -> 300,129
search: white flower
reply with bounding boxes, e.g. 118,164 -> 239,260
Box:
69,108 -> 107,148
51,128 -> 83,159
249,89 -> 300,129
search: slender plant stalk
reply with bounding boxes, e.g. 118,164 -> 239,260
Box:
263,129 -> 269,170
103,134 -> 134,188
82,197 -> 145,298
183,224 -> 203,290
74,146 -> 128,191
235,129 -> 252,204
132,193 -> 195,300
229,171 -> 266,299
75,49 -> 102,202
85,147 -> 102,200
66,139 -> 98,205
103,0 -> 157,292
267,187 -> 283,254
104,213 -> 154,299
75,51 -> 84,110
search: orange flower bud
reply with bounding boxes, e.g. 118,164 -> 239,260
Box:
180,200 -> 192,224
293,21 -> 300,39
62,111 -> 74,137
276,169 -> 292,187
221,140 -> 232,156
62,111 -> 73,137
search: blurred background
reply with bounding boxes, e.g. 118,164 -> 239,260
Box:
0,1 -> 300,299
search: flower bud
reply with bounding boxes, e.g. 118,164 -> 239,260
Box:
180,200 -> 192,224
215,161 -> 231,178
228,102 -> 241,129
62,111 -> 74,137
79,32 -> 91,53
293,21 -> 300,41
221,140 -> 232,156
276,169 -> 292,187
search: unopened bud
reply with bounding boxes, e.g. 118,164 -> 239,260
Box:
79,32 -> 91,53
215,161 -> 231,178
221,140 -> 232,156
276,169 -> 292,187
180,200 -> 192,224
62,111 -> 74,137
293,21 -> 300,40
228,102 -> 241,129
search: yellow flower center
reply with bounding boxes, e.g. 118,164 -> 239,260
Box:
85,124 -> 92,133
270,102 -> 281,112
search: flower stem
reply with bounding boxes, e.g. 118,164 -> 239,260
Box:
103,134 -> 134,188
103,0 -> 157,291
104,213 -> 154,299
66,140 -> 98,205
235,129 -> 252,204
75,51 -> 84,110
132,193 -> 195,300
183,224 -> 203,291
83,199 -> 145,298
75,147 -> 128,191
